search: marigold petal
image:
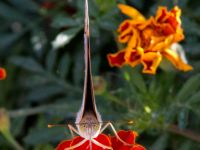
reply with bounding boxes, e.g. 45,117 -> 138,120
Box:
118,20 -> 132,33
173,28 -> 184,42
132,144 -> 146,150
0,68 -> 6,80
162,49 -> 193,71
156,7 -> 169,23
107,50 -> 126,67
171,6 -> 181,24
111,130 -> 138,150
142,52 -> 162,74
118,4 -> 145,21
56,140 -> 72,150
127,29 -> 141,48
70,134 -> 111,150
118,27 -> 133,43
151,35 -> 174,51
125,47 -> 143,67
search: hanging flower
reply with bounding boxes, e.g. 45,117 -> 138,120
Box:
107,4 -> 193,74
56,130 -> 146,150
0,68 -> 6,80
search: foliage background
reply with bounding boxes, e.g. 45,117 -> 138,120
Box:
0,0 -> 200,149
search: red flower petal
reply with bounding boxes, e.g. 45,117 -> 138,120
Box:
56,140 -> 72,150
0,68 -> 6,80
107,50 -> 126,67
55,131 -> 146,150
57,134 -> 111,150
111,130 -> 138,150
132,144 -> 146,150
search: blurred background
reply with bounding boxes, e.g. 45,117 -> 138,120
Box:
0,0 -> 200,149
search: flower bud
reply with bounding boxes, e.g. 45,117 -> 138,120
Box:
93,76 -> 107,95
0,108 -> 10,133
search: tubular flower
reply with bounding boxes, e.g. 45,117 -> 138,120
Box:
0,68 -> 6,80
56,130 -> 146,150
107,4 -> 193,74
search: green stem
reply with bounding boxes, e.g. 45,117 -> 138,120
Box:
2,130 -> 24,150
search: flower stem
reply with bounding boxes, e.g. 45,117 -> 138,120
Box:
2,130 -> 24,150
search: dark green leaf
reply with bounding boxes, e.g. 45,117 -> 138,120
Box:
176,74 -> 200,101
9,56 -> 44,73
26,85 -> 66,102
58,53 -> 71,79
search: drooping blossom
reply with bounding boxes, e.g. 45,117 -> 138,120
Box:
107,4 -> 193,74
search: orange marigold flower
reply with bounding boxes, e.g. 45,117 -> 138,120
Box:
107,4 -> 193,74
118,4 -> 145,21
125,47 -> 143,67
142,52 -> 162,74
162,47 -> 193,71
0,68 -> 6,80
56,130 -> 146,150
107,50 -> 126,67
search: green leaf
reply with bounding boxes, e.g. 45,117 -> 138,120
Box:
26,85 -> 66,102
51,15 -> 80,29
130,69 -> 147,93
7,0 -> 39,12
151,134 -> 169,150
176,74 -> 200,101
0,33 -> 21,49
98,8 -> 119,30
73,51 -> 84,85
34,144 -> 54,150
188,90 -> 200,104
177,141 -> 193,150
24,127 -> 66,145
0,2 -> 29,23
9,56 -> 44,73
45,50 -> 58,72
96,0 -> 117,12
58,53 -> 71,79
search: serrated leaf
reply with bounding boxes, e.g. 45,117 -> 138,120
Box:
176,74 -> 200,101
45,50 -> 58,72
188,90 -> 200,104
73,51 -> 84,85
24,127 -> 66,145
7,0 -> 39,12
58,53 -> 71,79
130,69 -> 147,93
0,33 -> 22,49
0,2 -> 29,23
51,15 -> 79,28
26,85 -> 66,102
151,134 -> 168,150
9,56 -> 44,73
98,8 -> 119,30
